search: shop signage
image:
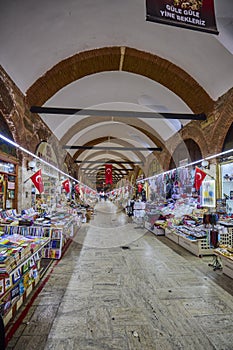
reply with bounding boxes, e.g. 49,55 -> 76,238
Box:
35,141 -> 59,178
146,0 -> 219,34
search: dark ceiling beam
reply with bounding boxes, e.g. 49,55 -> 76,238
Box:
80,167 -> 132,171
30,106 -> 206,121
64,145 -> 162,151
75,160 -> 143,164
72,136 -> 146,162
77,151 -> 135,169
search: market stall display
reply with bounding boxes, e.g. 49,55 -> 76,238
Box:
0,232 -> 50,325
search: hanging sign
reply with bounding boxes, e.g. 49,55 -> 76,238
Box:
146,0 -> 219,35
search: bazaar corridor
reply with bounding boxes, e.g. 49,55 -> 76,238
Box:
6,201 -> 233,350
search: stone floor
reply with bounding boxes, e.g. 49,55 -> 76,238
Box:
6,201 -> 233,349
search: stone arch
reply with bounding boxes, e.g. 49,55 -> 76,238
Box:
26,47 -> 214,114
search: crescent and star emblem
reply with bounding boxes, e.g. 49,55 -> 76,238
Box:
35,175 -> 42,183
106,168 -> 111,175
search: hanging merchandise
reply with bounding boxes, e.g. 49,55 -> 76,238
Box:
201,179 -> 216,207
30,169 -> 44,193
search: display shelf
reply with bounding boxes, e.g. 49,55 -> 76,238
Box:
165,224 -> 233,257
1,211 -> 77,260
214,248 -> 233,279
165,228 -> 179,244
165,227 -> 213,257
0,238 -> 49,326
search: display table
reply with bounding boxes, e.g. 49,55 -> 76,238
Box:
0,234 -> 50,326
165,227 -> 212,257
42,219 -> 75,259
1,211 -> 80,260
145,221 -> 165,235
214,248 -> 233,279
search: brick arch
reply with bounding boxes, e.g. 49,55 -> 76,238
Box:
173,123 -> 208,155
25,46 -> 214,114
211,88 -> 233,153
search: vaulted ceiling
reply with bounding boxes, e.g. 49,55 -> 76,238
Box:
0,0 -> 232,187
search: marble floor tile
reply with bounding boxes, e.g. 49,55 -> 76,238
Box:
6,202 -> 233,350
9,335 -> 48,350
194,313 -> 233,333
206,331 -> 233,350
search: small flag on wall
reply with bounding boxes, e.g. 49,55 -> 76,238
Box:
74,184 -> 80,194
194,166 -> 207,190
30,169 -> 44,193
62,179 -> 70,193
105,164 -> 112,184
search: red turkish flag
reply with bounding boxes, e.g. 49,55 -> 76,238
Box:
30,169 -> 44,193
105,164 -> 112,184
194,167 -> 207,190
62,179 -> 70,193
137,183 -> 143,193
74,184 -> 80,194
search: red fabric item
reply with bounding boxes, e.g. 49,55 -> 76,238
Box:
74,184 -> 80,194
62,179 -> 70,193
105,164 -> 112,184
194,167 -> 207,190
30,169 -> 44,193
137,183 -> 143,193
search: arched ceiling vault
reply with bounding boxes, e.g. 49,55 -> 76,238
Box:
77,151 -> 134,169
73,137 -> 147,163
24,47 -> 214,176
60,116 -> 165,151
26,47 -> 214,114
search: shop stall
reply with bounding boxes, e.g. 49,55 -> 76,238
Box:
0,229 -> 50,325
